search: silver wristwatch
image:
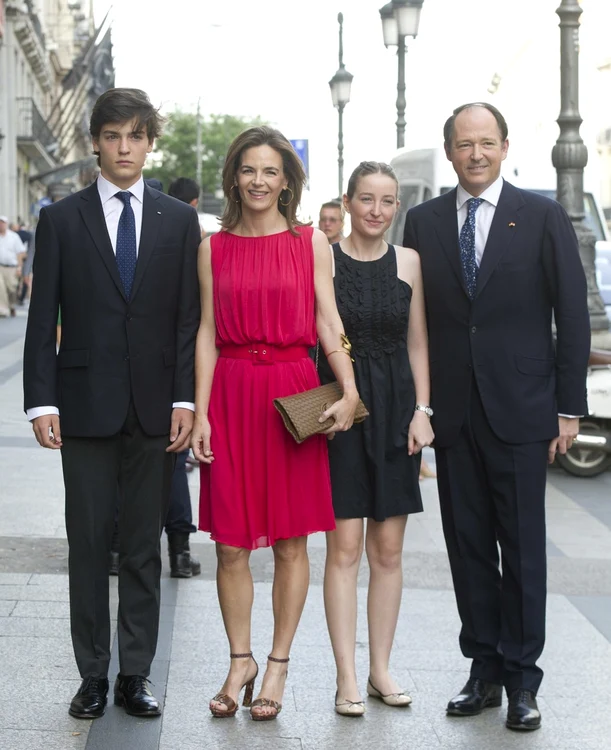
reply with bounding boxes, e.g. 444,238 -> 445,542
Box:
415,404 -> 434,418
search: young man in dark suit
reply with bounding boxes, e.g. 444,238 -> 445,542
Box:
23,88 -> 201,719
403,103 -> 590,731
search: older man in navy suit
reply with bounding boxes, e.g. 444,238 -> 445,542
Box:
403,103 -> 590,731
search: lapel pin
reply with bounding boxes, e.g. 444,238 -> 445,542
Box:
508,222 -> 516,228
157,211 -> 162,215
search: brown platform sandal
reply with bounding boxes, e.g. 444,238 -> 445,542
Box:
250,655 -> 290,721
209,652 -> 258,718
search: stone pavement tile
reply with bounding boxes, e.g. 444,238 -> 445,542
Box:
0,635 -> 74,662
0,449 -> 65,538
0,729 -> 88,750
292,703 -> 442,750
11,600 -> 70,618
409,669 -> 475,699
0,601 -> 16,616
0,700 -> 85,732
27,574 -> 69,589
0,584 -> 69,601
0,616 -> 70,637
430,707 -> 609,750
2,662 -> 81,680
0,677 -> 81,703
0,573 -> 31,585
553,542 -> 611,560
160,732 -> 303,750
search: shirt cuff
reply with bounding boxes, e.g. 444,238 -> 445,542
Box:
27,406 -> 60,421
558,414 -> 583,419
172,402 -> 195,411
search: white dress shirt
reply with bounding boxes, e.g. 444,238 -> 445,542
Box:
27,175 -> 194,421
97,174 -> 144,254
455,175 -> 580,419
456,175 -> 504,266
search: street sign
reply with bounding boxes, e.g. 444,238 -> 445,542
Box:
290,139 -> 309,182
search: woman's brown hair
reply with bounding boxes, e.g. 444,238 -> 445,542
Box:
346,161 -> 399,201
221,126 -> 308,235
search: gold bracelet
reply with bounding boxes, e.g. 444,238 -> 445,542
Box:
327,349 -> 355,362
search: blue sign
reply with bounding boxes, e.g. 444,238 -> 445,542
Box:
290,139 -> 309,182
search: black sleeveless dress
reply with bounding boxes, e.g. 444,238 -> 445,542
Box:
318,243 -> 423,521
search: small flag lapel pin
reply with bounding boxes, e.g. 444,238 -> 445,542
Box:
508,222 -> 516,227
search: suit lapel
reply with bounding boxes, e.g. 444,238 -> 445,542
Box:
78,183 -> 126,301
130,185 -> 162,302
475,181 -> 525,298
432,189 -> 469,297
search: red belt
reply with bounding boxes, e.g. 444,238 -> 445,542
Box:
219,343 -> 309,365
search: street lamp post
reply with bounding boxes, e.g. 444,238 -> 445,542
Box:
552,0 -> 609,335
329,13 -> 353,199
379,0 -> 424,150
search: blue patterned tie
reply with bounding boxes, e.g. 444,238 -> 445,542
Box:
115,191 -> 137,299
459,197 -> 483,299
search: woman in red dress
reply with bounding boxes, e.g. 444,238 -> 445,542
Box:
191,127 -> 360,721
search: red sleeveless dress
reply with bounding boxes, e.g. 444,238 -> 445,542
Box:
198,226 -> 335,549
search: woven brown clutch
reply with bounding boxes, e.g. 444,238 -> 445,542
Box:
273,382 -> 369,444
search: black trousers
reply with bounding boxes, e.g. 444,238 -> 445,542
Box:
435,382 -> 548,694
61,403 -> 174,678
164,449 -> 196,535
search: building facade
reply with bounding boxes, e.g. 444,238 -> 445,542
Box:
0,0 -> 114,224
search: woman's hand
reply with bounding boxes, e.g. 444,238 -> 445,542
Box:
191,414 -> 214,464
320,391 -> 360,437
408,410 -> 434,455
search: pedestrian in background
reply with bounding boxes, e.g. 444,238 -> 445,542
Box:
403,102 -> 590,731
11,222 -> 33,305
0,216 -> 26,317
24,87 -> 201,721
192,126 -> 360,721
319,200 -> 344,244
319,161 -> 433,716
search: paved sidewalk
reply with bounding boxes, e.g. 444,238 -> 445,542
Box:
1,310 -> 611,749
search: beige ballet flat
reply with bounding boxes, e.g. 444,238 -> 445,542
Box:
367,678 -> 412,707
335,692 -> 365,717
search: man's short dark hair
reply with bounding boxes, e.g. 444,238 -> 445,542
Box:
145,178 -> 164,192
320,201 -> 342,213
443,102 -> 508,149
90,88 -> 164,144
168,177 -> 200,205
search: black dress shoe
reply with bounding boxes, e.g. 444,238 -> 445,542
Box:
506,689 -> 541,731
114,674 -> 161,716
69,676 -> 109,719
447,677 -> 503,716
108,550 -> 119,576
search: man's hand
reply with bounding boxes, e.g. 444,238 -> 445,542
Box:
166,407 -> 194,453
32,415 -> 62,449
548,416 -> 579,464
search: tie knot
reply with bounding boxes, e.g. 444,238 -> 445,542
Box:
467,197 -> 483,214
116,191 -> 132,206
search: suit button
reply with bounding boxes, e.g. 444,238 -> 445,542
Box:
124,355 -> 130,361
471,326 -> 477,334
126,315 -> 132,322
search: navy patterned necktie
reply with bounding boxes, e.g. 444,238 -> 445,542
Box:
459,197 -> 483,299
115,191 -> 137,299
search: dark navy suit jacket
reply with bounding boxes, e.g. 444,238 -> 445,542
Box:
403,180 -> 590,447
23,181 -> 201,437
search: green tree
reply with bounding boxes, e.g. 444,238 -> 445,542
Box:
144,111 -> 267,195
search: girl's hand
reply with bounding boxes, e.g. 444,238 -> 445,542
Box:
408,410 -> 434,455
320,391 -> 360,436
191,414 -> 214,464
